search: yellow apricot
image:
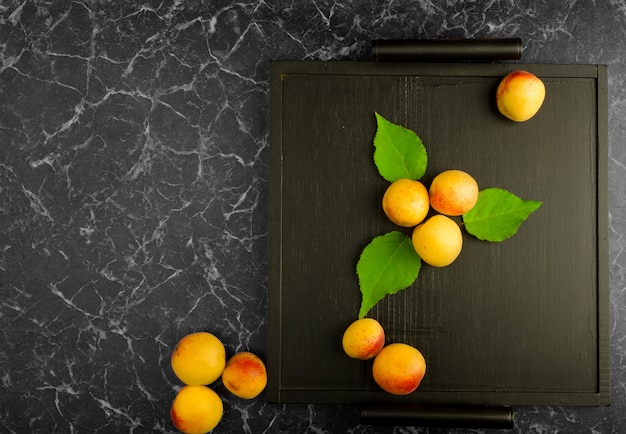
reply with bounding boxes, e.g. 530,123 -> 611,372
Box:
429,170 -> 478,216
382,178 -> 429,227
221,352 -> 268,399
342,318 -> 385,360
171,332 -> 226,386
496,70 -> 545,122
372,343 -> 426,395
412,215 -> 463,267
170,385 -> 223,434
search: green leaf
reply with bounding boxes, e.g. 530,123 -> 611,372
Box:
463,188 -> 542,242
373,113 -> 428,182
356,231 -> 421,318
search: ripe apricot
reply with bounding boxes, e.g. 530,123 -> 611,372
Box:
372,343 -> 426,395
496,70 -> 545,122
170,385 -> 223,434
412,214 -> 463,267
221,351 -> 268,399
429,170 -> 478,216
171,332 -> 226,386
382,178 -> 430,227
342,318 -> 385,360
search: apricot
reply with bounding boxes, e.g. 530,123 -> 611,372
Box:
342,318 -> 385,360
429,169 -> 478,216
372,343 -> 426,395
171,332 -> 226,386
412,214 -> 463,267
221,351 -> 268,399
382,178 -> 429,227
170,385 -> 223,434
496,70 -> 545,122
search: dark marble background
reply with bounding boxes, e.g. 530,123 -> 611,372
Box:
1,1 -> 625,433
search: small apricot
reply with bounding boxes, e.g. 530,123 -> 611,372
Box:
342,318 -> 385,360
171,332 -> 226,386
372,343 -> 426,395
382,178 -> 430,227
221,352 -> 267,399
496,70 -> 545,122
429,170 -> 478,216
170,385 -> 223,434
412,215 -> 463,267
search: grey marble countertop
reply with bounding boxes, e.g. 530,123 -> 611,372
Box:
1,1 -> 625,433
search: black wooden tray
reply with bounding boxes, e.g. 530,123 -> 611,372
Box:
268,61 -> 609,406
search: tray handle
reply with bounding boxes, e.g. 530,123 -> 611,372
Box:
360,404 -> 514,429
371,38 -> 522,62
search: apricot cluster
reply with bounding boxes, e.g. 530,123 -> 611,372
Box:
342,318 -> 426,395
382,169 -> 478,267
169,332 -> 267,434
